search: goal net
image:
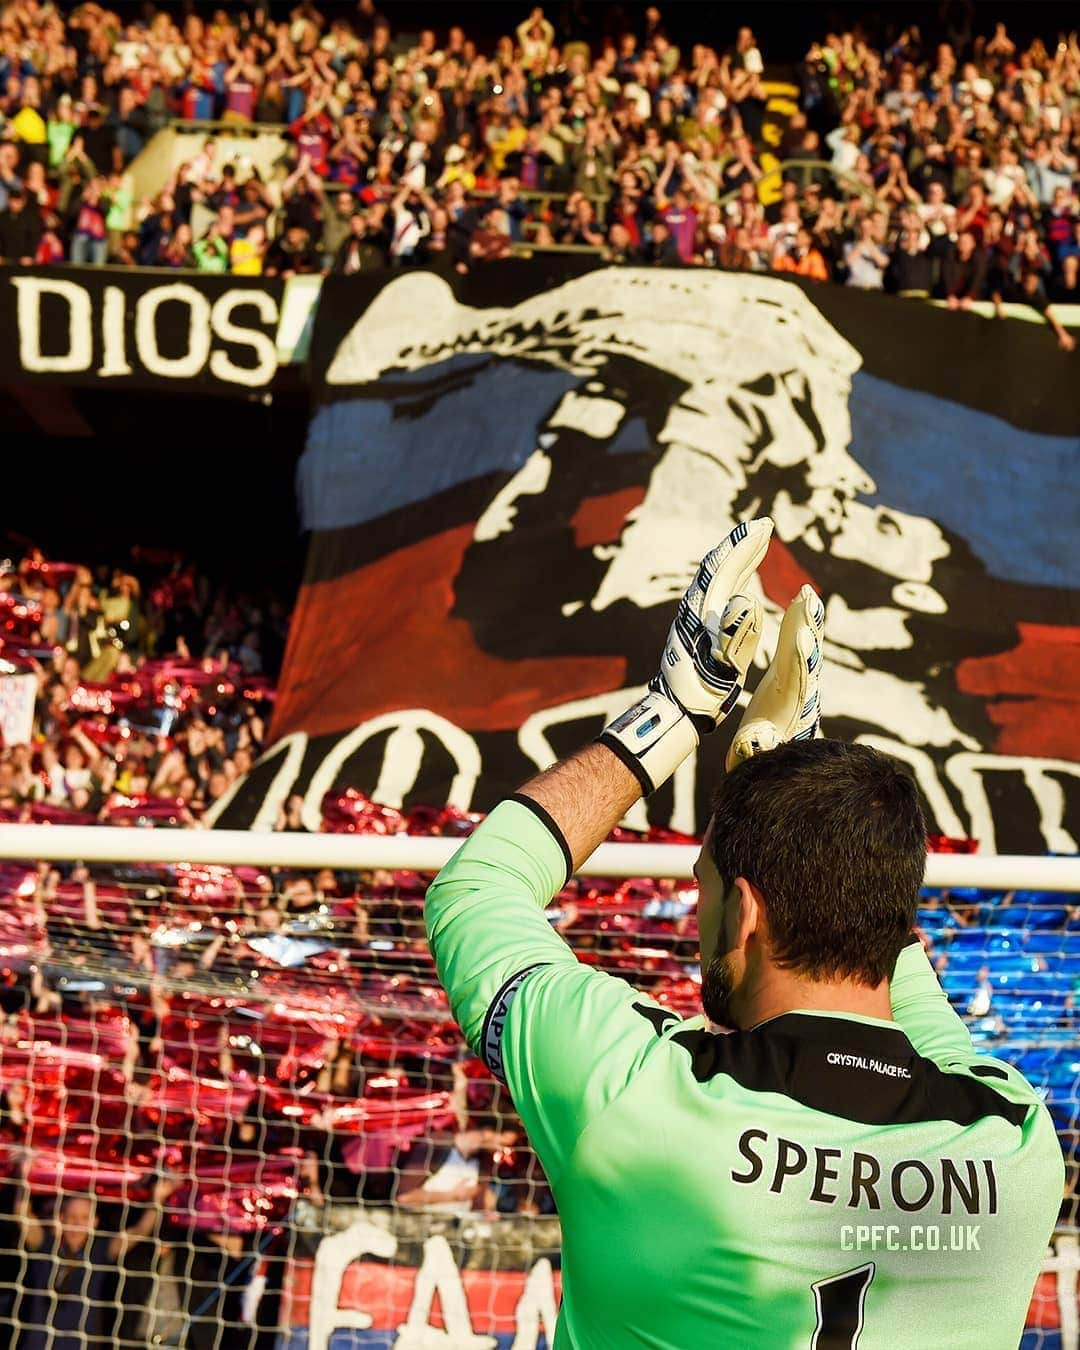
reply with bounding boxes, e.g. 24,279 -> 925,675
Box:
0,826 -> 1075,1349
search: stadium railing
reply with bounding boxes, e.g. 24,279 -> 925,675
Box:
247,157 -> 877,232
129,114 -> 874,237
171,118 -> 290,135
714,158 -> 878,211
0,823 -> 1076,1347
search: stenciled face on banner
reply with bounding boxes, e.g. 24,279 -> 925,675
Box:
213,267 -> 1079,854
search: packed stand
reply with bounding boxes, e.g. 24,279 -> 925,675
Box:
0,1 -> 774,273
0,549 -> 287,825
782,21 -> 1080,347
0,4 -> 1076,336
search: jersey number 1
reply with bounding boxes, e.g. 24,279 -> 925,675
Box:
810,1263 -> 875,1349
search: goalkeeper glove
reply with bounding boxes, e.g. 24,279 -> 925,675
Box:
726,582 -> 825,770
599,518 -> 772,795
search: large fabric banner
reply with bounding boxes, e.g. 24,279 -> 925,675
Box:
214,263 -> 1079,853
0,266 -> 284,390
281,1209 -> 561,1350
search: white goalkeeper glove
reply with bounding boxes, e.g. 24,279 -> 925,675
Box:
726,582 -> 826,770
599,518 -> 772,795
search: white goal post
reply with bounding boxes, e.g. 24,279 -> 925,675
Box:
0,824 -> 1076,889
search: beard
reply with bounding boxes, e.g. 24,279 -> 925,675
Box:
701,950 -> 740,1029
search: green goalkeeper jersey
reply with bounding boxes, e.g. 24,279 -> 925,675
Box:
425,798 -> 1063,1349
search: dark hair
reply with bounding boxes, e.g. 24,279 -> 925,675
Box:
709,739 -> 925,986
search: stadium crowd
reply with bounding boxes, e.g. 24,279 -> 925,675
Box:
0,4 -> 1076,339
0,550 -> 286,825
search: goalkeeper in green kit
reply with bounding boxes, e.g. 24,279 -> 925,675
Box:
425,518 -> 1062,1349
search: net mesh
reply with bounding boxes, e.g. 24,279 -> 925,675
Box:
0,848 -> 1075,1348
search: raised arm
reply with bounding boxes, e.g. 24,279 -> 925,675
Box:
425,519 -> 772,1049
108,1176 -> 180,1260
70,724 -> 103,771
890,931 -> 1052,1119
422,794 -> 580,1053
1044,303 -> 1077,352
654,145 -> 678,206
517,744 -> 639,873
889,936 -> 974,1062
14,1159 -> 45,1253
77,869 -> 101,931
